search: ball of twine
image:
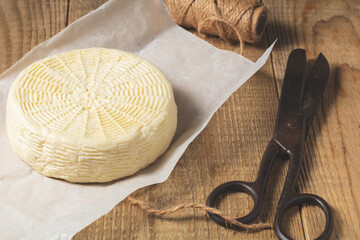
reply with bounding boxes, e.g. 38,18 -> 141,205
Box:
164,0 -> 268,53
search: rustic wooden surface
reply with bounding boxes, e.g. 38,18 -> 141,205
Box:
0,0 -> 359,239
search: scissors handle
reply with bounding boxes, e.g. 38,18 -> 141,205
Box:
274,193 -> 334,240
206,139 -> 334,239
206,140 -> 281,229
273,142 -> 334,240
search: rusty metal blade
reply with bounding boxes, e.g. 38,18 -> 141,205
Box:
301,53 -> 330,134
278,49 -> 307,114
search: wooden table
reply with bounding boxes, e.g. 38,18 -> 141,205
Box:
1,0 -> 359,239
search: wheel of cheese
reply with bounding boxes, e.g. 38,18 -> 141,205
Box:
6,48 -> 177,183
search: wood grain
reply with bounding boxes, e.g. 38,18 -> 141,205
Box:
68,0 -> 107,25
0,0 -> 68,73
0,0 -> 359,239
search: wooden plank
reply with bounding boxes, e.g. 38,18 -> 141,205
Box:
263,0 -> 360,239
0,0 -> 68,73
68,0 -> 108,25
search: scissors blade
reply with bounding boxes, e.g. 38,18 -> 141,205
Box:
278,49 -> 307,114
301,53 -> 330,134
273,49 -> 307,149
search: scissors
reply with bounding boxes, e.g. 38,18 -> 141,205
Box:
206,49 -> 334,240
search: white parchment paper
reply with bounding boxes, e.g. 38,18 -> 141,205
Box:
0,0 -> 274,239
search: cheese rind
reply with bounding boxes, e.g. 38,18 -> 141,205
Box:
6,48 -> 177,182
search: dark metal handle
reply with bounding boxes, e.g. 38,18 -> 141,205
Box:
205,181 -> 261,229
274,193 -> 334,240
206,140 -> 281,229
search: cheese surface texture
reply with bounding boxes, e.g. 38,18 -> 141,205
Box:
6,48 -> 177,183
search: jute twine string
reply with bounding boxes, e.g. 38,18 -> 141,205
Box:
163,0 -> 268,53
126,196 -> 272,231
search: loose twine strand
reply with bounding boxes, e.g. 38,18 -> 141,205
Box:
126,196 -> 272,231
163,0 -> 268,54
